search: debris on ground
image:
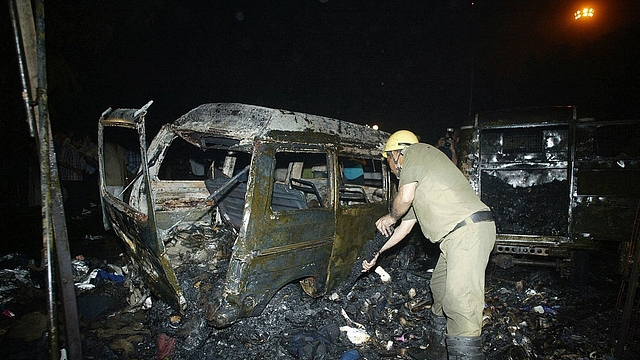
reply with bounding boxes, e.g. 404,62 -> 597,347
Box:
0,209 -> 635,359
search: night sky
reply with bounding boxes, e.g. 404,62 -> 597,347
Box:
2,0 -> 639,146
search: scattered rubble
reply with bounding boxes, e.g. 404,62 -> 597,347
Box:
0,209 -> 636,359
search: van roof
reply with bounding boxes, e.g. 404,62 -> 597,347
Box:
171,103 -> 390,153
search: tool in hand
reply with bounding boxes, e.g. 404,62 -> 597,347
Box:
339,226 -> 394,292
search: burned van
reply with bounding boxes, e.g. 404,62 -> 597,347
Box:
458,106 -> 640,281
97,102 -> 391,327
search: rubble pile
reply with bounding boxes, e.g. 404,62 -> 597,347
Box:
0,213 -> 634,359
77,235 -> 626,359
140,239 -> 437,359
482,267 -> 618,359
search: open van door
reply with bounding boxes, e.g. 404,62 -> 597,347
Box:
98,101 -> 187,312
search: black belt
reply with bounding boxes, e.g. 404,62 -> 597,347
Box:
451,210 -> 494,233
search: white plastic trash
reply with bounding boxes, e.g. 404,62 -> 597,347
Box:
339,326 -> 370,344
375,266 -> 391,282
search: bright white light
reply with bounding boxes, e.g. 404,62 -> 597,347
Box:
372,124 -> 379,130
574,8 -> 594,20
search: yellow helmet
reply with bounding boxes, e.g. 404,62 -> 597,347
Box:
382,130 -> 419,157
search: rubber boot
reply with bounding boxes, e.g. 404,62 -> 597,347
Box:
446,335 -> 484,360
407,315 -> 447,360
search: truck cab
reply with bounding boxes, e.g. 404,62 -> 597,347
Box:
458,106 -> 640,281
97,102 -> 391,327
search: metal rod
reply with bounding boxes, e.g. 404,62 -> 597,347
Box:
7,0 -> 35,137
510,258 -> 561,268
34,0 -> 83,356
164,165 -> 251,236
8,1 -> 58,358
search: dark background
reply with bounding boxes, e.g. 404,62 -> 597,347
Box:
1,0 -> 639,209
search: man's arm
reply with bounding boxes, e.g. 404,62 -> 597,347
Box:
376,181 -> 418,236
449,142 -> 458,166
58,161 -> 83,174
390,181 -> 417,219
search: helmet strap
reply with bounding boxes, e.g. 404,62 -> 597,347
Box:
391,151 -> 402,174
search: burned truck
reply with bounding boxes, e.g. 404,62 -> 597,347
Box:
458,106 -> 640,281
97,102 -> 391,327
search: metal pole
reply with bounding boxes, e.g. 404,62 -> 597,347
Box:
7,0 -> 36,136
34,0 -> 83,358
10,0 -> 83,358
8,1 -> 58,358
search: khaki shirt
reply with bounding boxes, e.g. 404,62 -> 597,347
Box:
399,143 -> 489,242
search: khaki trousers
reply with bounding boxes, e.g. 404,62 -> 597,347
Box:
429,219 -> 495,336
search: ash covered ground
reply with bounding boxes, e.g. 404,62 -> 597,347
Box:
0,208 -> 637,359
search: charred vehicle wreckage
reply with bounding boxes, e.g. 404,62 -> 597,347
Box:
97,102 -> 392,328
457,106 -> 640,283
88,103 -> 640,358
97,103 -> 640,321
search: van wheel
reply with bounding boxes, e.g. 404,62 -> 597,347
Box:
570,250 -> 590,287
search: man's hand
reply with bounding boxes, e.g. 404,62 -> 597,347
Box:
376,214 -> 396,237
362,252 -> 379,272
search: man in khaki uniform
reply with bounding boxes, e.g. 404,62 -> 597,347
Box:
364,130 -> 495,359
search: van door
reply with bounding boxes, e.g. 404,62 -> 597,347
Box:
98,104 -> 187,312
219,144 -> 335,321
330,155 -> 389,290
